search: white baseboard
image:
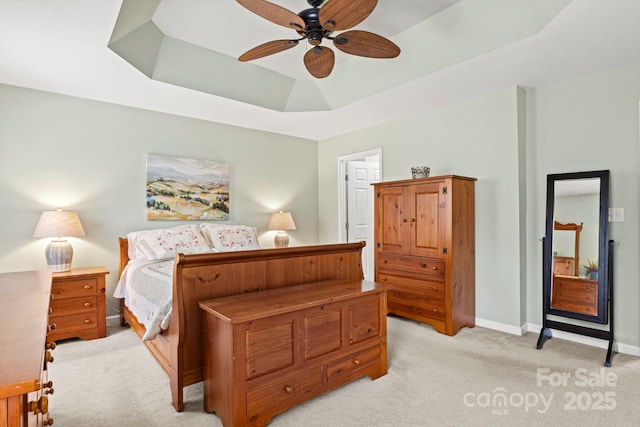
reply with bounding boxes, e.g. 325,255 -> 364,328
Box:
475,317 -> 640,357
475,318 -> 527,336
106,314 -> 120,326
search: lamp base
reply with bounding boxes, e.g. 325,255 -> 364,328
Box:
274,231 -> 289,248
45,239 -> 73,272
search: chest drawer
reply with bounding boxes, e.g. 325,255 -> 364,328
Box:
377,254 -> 445,278
52,278 -> 97,299
246,367 -> 322,417
50,296 -> 97,316
326,346 -> 381,382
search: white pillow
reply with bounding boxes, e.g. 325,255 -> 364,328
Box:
130,224 -> 211,260
199,224 -> 261,251
126,231 -> 146,260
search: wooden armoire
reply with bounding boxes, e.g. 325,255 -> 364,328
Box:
373,175 -> 476,336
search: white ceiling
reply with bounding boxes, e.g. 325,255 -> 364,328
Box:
153,0 -> 463,80
0,0 -> 639,141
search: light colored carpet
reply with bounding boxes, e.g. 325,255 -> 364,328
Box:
49,316 -> 640,426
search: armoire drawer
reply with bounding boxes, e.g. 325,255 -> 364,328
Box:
388,289 -> 445,321
377,271 -> 445,300
377,254 -> 445,279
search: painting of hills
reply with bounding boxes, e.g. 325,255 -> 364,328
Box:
146,154 -> 229,220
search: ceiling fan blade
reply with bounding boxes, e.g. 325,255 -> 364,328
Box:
319,0 -> 378,31
236,0 -> 305,30
238,39 -> 299,62
333,30 -> 400,58
304,46 -> 335,78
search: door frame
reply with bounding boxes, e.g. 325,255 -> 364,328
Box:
337,148 -> 382,279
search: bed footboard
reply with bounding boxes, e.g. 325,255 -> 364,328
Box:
118,239 -> 365,412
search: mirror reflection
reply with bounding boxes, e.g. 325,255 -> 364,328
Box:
550,178 -> 600,316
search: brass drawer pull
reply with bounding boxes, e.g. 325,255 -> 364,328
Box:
284,385 -> 294,394
84,302 -> 91,307
84,284 -> 91,289
84,319 -> 91,324
353,358 -> 361,365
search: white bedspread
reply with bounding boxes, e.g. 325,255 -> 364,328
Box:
113,258 -> 173,341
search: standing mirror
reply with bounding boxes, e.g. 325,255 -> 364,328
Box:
537,170 -> 614,366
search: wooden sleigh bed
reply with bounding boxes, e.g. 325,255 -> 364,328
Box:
117,238 -> 365,412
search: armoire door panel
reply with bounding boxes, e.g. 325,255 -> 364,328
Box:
378,187 -> 409,254
411,182 -> 446,258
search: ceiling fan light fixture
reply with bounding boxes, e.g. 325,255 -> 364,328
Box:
236,0 -> 399,78
334,36 -> 347,45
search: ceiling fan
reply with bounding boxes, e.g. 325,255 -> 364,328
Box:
236,0 -> 401,78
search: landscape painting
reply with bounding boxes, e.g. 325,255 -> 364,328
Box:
146,154 -> 229,220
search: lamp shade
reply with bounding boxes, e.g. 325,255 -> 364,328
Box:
267,211 -> 296,231
33,209 -> 86,238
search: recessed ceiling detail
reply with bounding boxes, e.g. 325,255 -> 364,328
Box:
108,0 -> 571,112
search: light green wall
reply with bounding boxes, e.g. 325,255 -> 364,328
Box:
526,62 -> 640,348
0,84 -> 318,318
318,62 -> 640,349
318,87 -> 526,329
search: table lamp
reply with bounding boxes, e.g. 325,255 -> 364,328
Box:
268,211 -> 296,248
33,208 -> 86,272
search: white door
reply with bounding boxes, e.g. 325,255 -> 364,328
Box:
338,150 -> 381,280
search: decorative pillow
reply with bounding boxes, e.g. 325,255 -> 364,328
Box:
130,224 -> 210,260
199,224 -> 261,251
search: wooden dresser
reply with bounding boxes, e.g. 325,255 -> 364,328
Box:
0,270 -> 55,427
199,279 -> 387,427
373,175 -> 476,336
551,275 -> 598,316
49,266 -> 109,341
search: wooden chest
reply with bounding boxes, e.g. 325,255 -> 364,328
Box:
199,280 -> 387,427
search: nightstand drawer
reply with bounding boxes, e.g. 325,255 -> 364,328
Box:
50,312 -> 98,334
52,278 -> 97,299
50,296 -> 97,316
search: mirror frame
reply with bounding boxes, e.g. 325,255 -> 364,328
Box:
543,170 -> 610,324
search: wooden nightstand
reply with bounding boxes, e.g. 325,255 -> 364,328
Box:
49,266 -> 109,341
